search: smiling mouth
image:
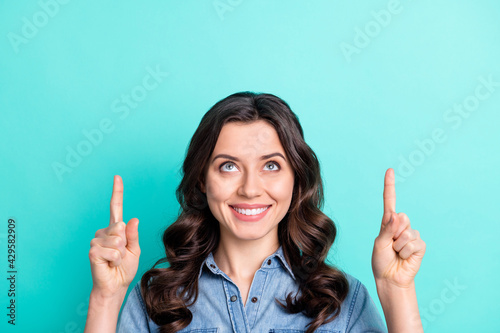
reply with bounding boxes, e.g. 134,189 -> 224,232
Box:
229,205 -> 271,216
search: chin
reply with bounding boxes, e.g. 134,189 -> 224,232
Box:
233,230 -> 266,241
230,224 -> 276,242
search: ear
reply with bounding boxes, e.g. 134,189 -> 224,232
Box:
199,180 -> 206,194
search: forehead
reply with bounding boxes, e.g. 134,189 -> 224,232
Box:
213,120 -> 284,154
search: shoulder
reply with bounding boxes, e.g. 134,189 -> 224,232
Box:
340,273 -> 368,318
343,273 -> 366,302
117,281 -> 156,332
122,280 -> 148,314
338,273 -> 387,332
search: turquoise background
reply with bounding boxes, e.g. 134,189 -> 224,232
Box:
1,0 -> 499,331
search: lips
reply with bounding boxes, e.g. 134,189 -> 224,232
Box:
229,204 -> 272,222
230,204 -> 271,209
231,205 -> 270,215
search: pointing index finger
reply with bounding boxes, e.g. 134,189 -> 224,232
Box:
110,175 -> 124,225
383,168 -> 396,217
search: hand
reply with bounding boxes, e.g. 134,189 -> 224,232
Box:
372,168 -> 426,288
88,175 -> 141,298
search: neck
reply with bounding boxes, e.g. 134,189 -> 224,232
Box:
213,232 -> 279,282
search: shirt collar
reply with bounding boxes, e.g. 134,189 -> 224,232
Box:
198,245 -> 295,280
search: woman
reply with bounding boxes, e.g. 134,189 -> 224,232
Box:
85,92 -> 426,332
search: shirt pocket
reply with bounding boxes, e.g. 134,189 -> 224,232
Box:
269,328 -> 341,333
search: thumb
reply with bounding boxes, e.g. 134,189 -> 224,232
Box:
125,218 -> 140,255
378,212 -> 399,245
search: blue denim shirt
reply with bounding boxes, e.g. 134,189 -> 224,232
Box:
117,246 -> 386,332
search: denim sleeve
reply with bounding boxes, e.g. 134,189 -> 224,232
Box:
346,279 -> 387,333
116,282 -> 151,333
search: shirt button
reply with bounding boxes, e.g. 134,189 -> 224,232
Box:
251,297 -> 258,303
210,264 -> 216,268
267,259 -> 272,265
230,295 -> 237,302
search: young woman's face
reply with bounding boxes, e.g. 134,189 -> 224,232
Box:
202,120 -> 295,243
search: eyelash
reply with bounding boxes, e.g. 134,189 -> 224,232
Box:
219,160 -> 281,172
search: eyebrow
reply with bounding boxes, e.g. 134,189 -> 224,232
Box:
211,152 -> 286,164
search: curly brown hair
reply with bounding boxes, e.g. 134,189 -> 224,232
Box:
140,92 -> 349,332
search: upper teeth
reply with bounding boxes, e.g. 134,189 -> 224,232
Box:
233,206 -> 269,216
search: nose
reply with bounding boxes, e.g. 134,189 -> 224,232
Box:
237,171 -> 263,198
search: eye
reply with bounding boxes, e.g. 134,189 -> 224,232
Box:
220,161 -> 238,172
264,161 -> 280,171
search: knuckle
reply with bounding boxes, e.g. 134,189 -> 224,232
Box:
88,248 -> 98,259
115,221 -> 126,230
397,212 -> 409,223
94,229 -> 103,238
111,236 -> 122,247
90,238 -> 98,248
402,229 -> 412,241
111,249 -> 120,260
407,242 -> 415,252
108,222 -> 125,234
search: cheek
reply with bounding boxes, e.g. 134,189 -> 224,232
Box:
205,175 -> 234,204
268,176 -> 294,203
